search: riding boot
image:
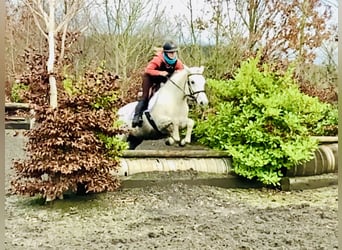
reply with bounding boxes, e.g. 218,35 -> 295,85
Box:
132,99 -> 148,127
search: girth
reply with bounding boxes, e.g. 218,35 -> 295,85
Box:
144,111 -> 164,136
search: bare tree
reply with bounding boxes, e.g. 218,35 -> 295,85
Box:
81,0 -> 167,83
24,0 -> 84,108
5,1 -> 46,82
234,0 -> 332,63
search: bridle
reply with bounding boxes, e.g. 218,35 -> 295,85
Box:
168,73 -> 206,101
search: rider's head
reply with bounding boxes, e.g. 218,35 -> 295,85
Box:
163,41 -> 178,53
163,41 -> 178,64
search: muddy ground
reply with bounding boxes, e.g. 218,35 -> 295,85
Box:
5,130 -> 338,249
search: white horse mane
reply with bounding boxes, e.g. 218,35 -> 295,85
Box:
169,68 -> 189,83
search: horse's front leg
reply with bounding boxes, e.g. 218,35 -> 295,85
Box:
165,121 -> 180,146
180,118 -> 194,146
171,121 -> 181,142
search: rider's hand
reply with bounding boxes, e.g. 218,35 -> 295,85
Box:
159,71 -> 168,77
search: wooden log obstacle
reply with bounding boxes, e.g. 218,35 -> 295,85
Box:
119,149 -> 232,176
5,103 -> 35,130
286,137 -> 338,177
119,138 -> 338,190
281,136 -> 338,190
119,137 -> 338,178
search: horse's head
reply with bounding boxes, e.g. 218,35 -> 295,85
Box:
186,66 -> 209,106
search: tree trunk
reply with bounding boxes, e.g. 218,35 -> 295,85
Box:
47,0 -> 57,109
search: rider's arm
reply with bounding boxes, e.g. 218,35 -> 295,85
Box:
145,54 -> 165,76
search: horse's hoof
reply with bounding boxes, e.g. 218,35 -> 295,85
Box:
165,138 -> 175,146
179,140 -> 187,147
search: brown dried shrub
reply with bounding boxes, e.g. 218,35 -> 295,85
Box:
10,48 -> 126,201
299,81 -> 338,105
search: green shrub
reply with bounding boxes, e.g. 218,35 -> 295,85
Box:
97,132 -> 128,160
11,82 -> 29,102
310,106 -> 338,136
193,56 -> 337,186
63,77 -> 75,96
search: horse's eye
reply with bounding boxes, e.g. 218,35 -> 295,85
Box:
190,80 -> 195,84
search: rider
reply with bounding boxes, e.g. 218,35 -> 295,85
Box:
132,41 -> 185,128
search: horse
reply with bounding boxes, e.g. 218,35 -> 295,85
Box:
118,65 -> 209,150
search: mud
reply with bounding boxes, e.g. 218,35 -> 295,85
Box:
5,130 -> 338,249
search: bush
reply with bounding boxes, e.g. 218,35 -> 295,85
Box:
11,65 -> 127,202
193,56 -> 337,186
10,82 -> 29,102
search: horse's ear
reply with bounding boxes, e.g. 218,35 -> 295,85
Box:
199,66 -> 205,73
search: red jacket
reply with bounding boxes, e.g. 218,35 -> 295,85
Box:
145,52 -> 184,76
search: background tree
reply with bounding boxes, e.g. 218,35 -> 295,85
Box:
230,0 -> 333,64
5,2 -> 44,84
6,0 -> 337,88
24,0 -> 85,108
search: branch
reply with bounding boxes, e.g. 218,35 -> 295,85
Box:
55,1 -> 83,33
24,0 -> 48,39
23,0 -> 45,21
58,23 -> 68,64
37,0 -> 49,24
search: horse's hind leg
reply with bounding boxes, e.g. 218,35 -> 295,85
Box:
127,135 -> 143,150
180,118 -> 194,146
